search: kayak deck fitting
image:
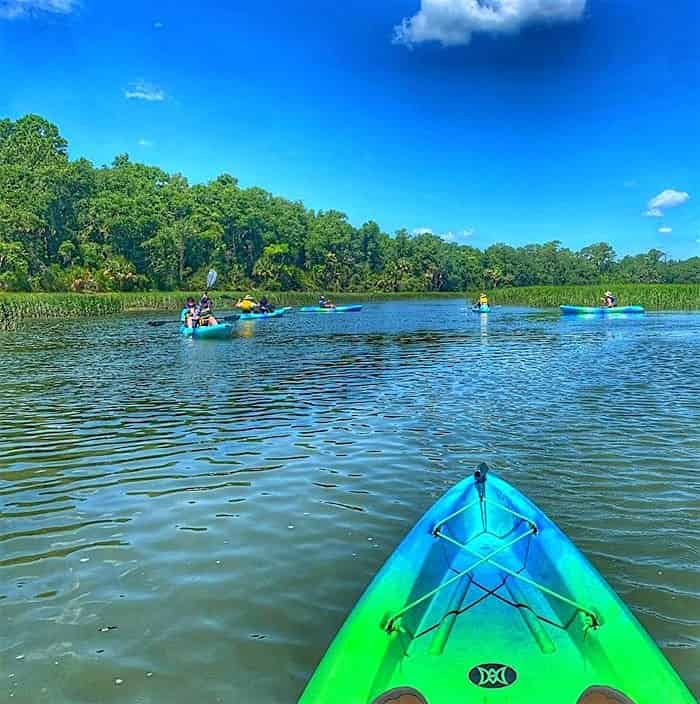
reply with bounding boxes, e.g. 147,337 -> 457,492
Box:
300,466 -> 694,703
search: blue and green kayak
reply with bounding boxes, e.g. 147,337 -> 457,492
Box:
472,305 -> 490,313
238,306 -> 292,320
179,323 -> 234,339
300,465 -> 693,703
560,305 -> 645,315
299,305 -> 363,313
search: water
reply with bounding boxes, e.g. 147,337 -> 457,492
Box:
1,300 -> 698,702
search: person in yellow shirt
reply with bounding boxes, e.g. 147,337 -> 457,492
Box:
236,294 -> 258,312
473,293 -> 489,311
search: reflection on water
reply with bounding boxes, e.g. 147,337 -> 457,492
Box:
1,301 -> 699,703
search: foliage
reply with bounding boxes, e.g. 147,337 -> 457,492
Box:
2,114 -> 700,295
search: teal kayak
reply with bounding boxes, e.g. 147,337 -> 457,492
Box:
299,305 -> 362,313
300,465 -> 694,704
180,323 -> 233,339
238,306 -> 292,320
560,305 -> 645,315
472,305 -> 490,313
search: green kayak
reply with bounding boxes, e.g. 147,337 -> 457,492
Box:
299,466 -> 694,703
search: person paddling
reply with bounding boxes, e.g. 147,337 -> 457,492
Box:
319,294 -> 334,309
602,291 -> 617,308
257,296 -> 274,313
197,295 -> 219,326
181,297 -> 198,328
474,293 -> 489,311
236,294 -> 258,312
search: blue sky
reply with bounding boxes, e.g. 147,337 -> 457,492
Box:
1,0 -> 699,258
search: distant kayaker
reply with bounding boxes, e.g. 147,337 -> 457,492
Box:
181,297 -> 198,328
197,295 -> 219,326
319,295 -> 334,309
602,291 -> 617,308
236,294 -> 258,312
473,293 -> 488,310
257,296 -> 274,313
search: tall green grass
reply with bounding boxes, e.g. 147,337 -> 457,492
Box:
468,284 -> 700,311
0,290 -> 466,329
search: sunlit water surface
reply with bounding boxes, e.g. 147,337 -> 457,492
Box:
1,301 -> 698,702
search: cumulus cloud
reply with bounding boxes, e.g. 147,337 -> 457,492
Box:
125,81 -> 166,102
441,229 -> 474,242
412,227 -> 434,235
647,189 -> 690,211
0,0 -> 77,19
658,226 -> 672,234
393,0 -> 587,48
644,208 -> 663,218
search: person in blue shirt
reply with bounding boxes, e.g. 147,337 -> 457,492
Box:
319,294 -> 334,309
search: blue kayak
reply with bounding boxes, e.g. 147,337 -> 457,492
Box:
180,323 -> 234,339
560,305 -> 645,315
238,306 -> 292,320
299,305 -> 363,313
472,305 -> 490,313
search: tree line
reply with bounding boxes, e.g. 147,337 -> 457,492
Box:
1,114 -> 698,293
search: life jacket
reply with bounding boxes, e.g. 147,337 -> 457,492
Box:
238,299 -> 255,311
479,295 -> 488,305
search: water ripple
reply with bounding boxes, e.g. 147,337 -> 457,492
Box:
0,303 -> 698,701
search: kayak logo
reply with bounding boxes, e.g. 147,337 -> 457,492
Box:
468,663 -> 517,689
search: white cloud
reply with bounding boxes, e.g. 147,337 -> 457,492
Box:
394,0 -> 587,47
137,138 -> 154,147
441,229 -> 474,243
658,226 -> 672,234
125,81 -> 166,102
412,227 -> 434,235
0,0 -> 77,19
644,208 -> 663,218
647,189 -> 690,211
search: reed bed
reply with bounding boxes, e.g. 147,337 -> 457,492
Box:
468,284 -> 700,311
0,291 -> 462,328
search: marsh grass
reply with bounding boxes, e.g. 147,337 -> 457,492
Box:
468,284 -> 700,311
2,285 -> 697,329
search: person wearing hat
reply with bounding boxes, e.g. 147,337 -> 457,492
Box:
318,294 -> 335,309
236,294 -> 258,312
601,291 -> 617,308
474,292 -> 489,310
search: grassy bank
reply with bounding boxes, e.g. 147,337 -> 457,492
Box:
2,285 -> 698,329
468,284 -> 700,311
0,290 -> 465,328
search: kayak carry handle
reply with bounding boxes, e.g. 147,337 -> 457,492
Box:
474,463 -> 489,500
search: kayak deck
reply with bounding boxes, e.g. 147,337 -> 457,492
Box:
299,305 -> 362,313
179,323 -> 233,339
560,305 -> 645,315
238,306 -> 292,320
300,468 -> 694,703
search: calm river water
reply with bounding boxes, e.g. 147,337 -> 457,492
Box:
1,300 -> 698,702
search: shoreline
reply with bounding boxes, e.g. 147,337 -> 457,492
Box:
1,284 -> 699,328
